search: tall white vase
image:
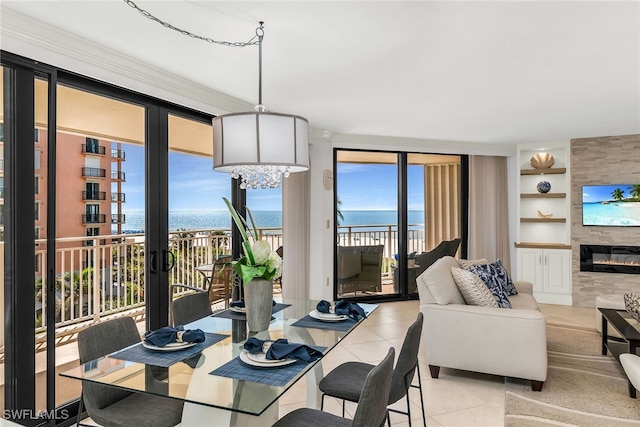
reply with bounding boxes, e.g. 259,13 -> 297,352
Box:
244,279 -> 273,332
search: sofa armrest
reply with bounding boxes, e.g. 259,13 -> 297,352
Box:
514,281 -> 534,295
420,302 -> 547,381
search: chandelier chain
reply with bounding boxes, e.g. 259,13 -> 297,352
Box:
123,0 -> 261,47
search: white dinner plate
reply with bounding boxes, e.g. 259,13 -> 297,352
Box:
309,309 -> 349,322
239,350 -> 296,367
142,341 -> 197,352
229,306 -> 246,313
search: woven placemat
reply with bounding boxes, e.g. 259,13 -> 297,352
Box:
212,303 -> 290,320
110,332 -> 228,368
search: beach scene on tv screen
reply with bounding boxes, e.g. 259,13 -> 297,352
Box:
582,184 -> 640,226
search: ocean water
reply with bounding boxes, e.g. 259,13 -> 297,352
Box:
582,202 -> 640,226
118,210 -> 425,233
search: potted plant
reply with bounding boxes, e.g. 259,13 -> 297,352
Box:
408,251 -> 417,268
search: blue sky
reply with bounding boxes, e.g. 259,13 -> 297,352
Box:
121,144 -> 425,212
582,184 -> 639,203
337,163 -> 425,210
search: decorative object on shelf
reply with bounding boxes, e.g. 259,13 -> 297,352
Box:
537,210 -> 553,219
624,293 -> 640,322
223,197 -> 282,331
530,152 -> 555,169
537,181 -> 551,193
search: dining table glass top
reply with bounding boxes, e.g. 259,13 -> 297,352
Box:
60,298 -> 377,416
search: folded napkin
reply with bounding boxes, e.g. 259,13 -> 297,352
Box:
334,300 -> 367,321
144,326 -> 205,347
230,299 -> 277,308
316,300 -> 332,314
243,337 -> 322,362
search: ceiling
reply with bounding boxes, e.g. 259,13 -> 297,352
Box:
1,1 -> 639,147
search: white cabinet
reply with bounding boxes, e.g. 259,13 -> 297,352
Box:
516,248 -> 572,305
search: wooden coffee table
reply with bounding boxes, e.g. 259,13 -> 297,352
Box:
599,308 -> 640,398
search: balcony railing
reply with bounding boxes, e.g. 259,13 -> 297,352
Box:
82,191 -> 106,201
111,214 -> 126,224
111,192 -> 126,202
111,171 -> 125,181
81,144 -> 106,155
111,149 -> 126,160
2,223 -> 426,363
81,167 -> 106,178
82,214 -> 106,224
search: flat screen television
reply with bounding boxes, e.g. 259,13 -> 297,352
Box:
582,184 -> 640,226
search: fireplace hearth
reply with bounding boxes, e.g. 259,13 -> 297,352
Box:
580,245 -> 640,274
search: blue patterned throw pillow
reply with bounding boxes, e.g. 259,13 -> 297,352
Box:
469,261 -> 512,308
493,259 -> 517,296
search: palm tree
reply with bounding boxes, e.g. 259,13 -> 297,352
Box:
611,188 -> 625,201
336,198 -> 345,226
629,185 -> 640,201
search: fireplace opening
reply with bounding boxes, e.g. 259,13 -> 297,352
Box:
580,245 -> 640,274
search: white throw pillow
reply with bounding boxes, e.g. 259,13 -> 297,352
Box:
451,267 -> 499,308
417,256 -> 465,305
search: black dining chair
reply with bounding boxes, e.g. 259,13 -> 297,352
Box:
76,316 -> 184,427
272,347 -> 395,427
171,289 -> 213,326
319,312 -> 425,427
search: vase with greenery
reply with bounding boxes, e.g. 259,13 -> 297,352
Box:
223,198 -> 282,331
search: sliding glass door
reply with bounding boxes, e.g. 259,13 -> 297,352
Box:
2,52 -> 215,425
335,149 -> 464,301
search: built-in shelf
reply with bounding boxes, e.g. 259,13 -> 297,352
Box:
521,193 -> 566,198
520,168 -> 566,175
515,242 -> 572,249
520,218 -> 566,223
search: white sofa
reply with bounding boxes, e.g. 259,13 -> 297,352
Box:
416,256 -> 548,391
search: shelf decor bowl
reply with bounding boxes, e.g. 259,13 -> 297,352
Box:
530,152 -> 555,169
537,181 -> 551,193
624,293 -> 640,322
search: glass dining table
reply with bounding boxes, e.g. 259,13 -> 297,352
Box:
60,298 -> 377,426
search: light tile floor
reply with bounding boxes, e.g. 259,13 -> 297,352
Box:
279,300 -> 595,427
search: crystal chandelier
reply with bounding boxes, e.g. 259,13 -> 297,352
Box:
212,23 -> 309,189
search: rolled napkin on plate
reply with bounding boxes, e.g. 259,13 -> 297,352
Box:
144,325 -> 205,347
316,300 -> 332,314
334,300 -> 367,320
243,337 -> 322,362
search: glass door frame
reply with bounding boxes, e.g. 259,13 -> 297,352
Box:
333,148 -> 469,303
2,50 -> 215,425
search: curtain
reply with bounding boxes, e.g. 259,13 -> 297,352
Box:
424,162 -> 461,250
282,171 -> 310,299
468,156 -> 511,270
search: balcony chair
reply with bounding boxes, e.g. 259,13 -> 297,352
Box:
337,245 -> 384,295
272,347 -> 395,427
76,317 -> 183,427
319,313 -> 425,427
171,289 -> 213,326
207,254 -> 234,305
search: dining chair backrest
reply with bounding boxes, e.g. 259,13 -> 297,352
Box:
351,347 -> 395,427
77,317 -> 140,411
172,291 -> 212,326
388,312 -> 424,404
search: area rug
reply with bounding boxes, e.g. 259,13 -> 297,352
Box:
505,324 -> 640,426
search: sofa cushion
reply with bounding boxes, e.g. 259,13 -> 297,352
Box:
469,262 -> 512,308
509,292 -> 540,310
451,267 -> 499,307
469,259 -> 517,295
417,256 -> 465,305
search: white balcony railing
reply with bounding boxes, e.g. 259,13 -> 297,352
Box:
7,223 -> 423,361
